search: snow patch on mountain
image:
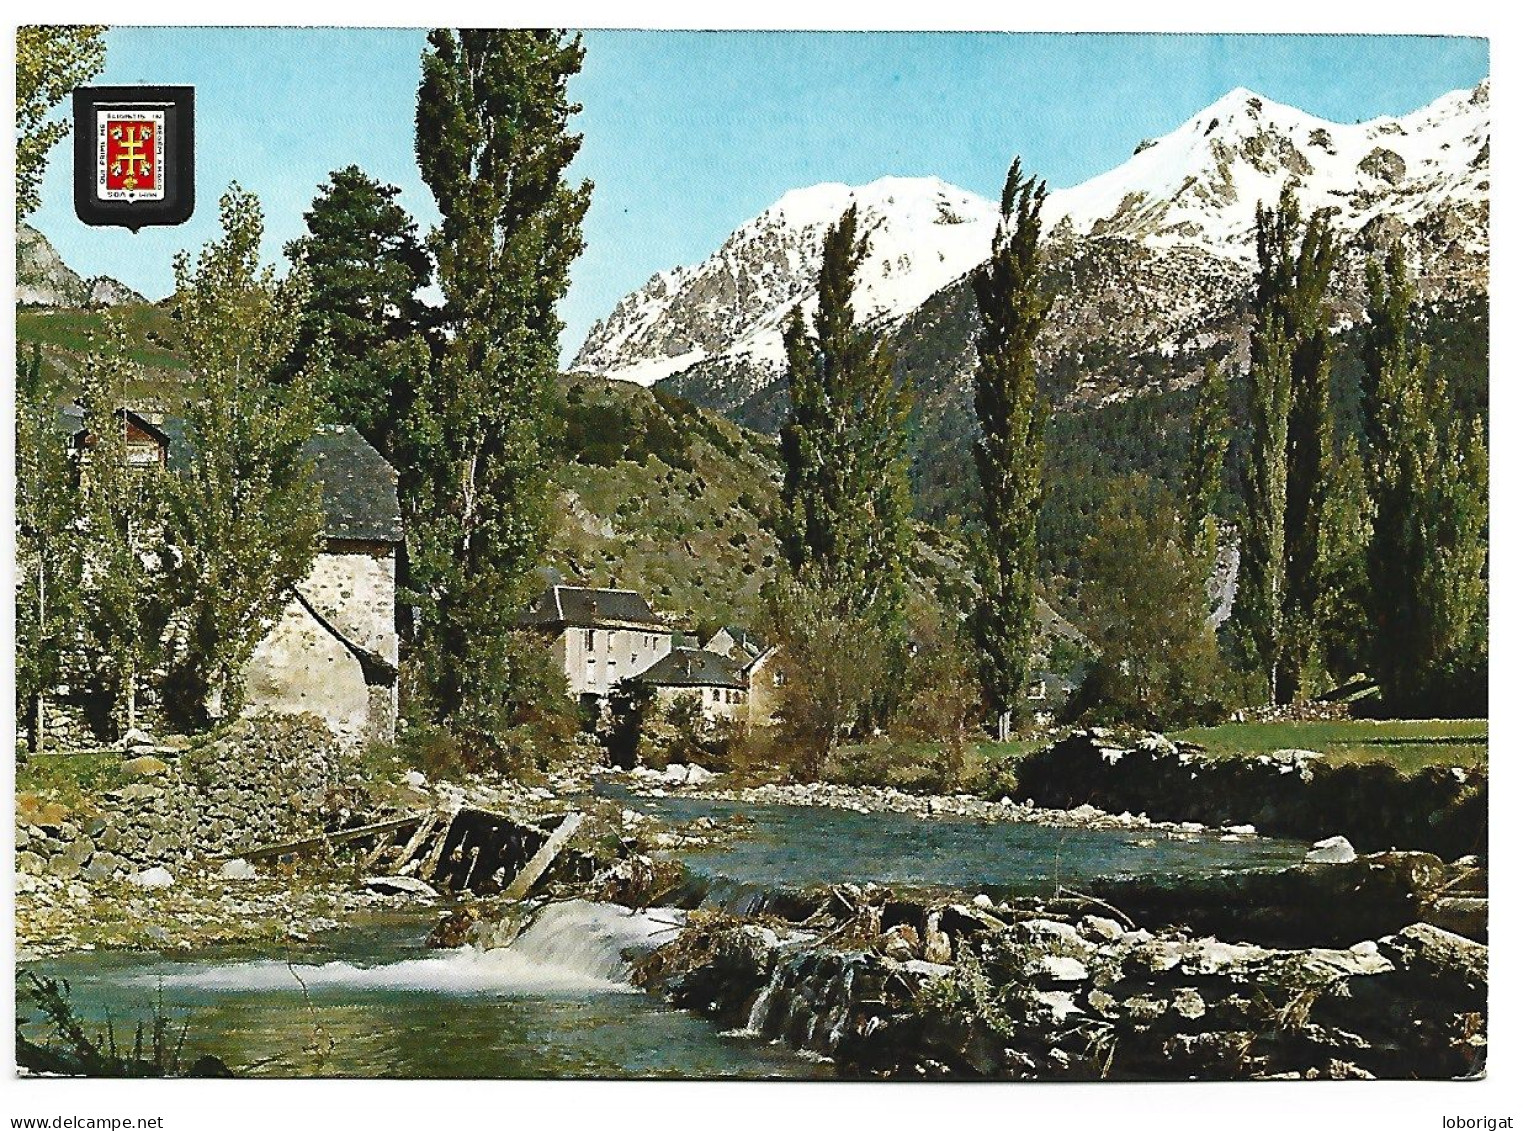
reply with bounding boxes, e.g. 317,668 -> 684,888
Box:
1045,81 -> 1489,257
572,176 -> 999,386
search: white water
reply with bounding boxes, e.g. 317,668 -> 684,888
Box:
126,901 -> 685,997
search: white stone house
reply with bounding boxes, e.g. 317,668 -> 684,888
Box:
240,426 -> 402,745
519,585 -> 672,711
58,411 -> 403,745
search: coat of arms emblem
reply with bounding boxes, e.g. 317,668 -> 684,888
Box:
97,109 -> 166,201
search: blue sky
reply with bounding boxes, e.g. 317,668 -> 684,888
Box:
30,29 -> 1489,362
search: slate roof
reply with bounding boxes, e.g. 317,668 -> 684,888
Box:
63,410 -> 401,544
639,647 -> 746,691
303,426 -> 403,544
520,585 -> 665,630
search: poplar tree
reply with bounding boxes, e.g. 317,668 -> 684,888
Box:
1238,316 -> 1292,703
160,186 -> 324,726
777,203 -> 912,627
968,158 -> 1050,741
1236,186 -> 1335,703
407,29 -> 591,747
17,25 -> 106,221
15,343 -> 81,748
73,329 -> 172,734
1362,244 -> 1488,713
1184,359 -> 1229,571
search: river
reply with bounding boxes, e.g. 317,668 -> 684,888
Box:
17,793 -> 1307,1078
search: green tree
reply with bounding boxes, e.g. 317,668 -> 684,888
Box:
764,567 -> 896,782
15,343 -> 82,749
1237,315 -> 1291,703
1362,245 -> 1488,714
405,30 -> 591,751
1071,481 -> 1231,728
16,25 -> 106,221
284,165 -> 435,460
159,185 -> 325,727
777,204 -> 913,630
72,328 -> 172,735
1236,187 -> 1336,703
1184,359 -> 1229,570
968,159 -> 1050,741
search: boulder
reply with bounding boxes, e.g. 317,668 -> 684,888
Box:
218,858 -> 259,882
364,875 -> 440,899
128,866 -> 175,889
122,755 -> 169,778
686,765 -> 717,786
1305,836 -> 1357,864
877,924 -> 919,962
923,929 -> 954,965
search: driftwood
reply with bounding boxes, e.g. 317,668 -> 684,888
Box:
233,815 -> 421,862
503,813 -> 583,901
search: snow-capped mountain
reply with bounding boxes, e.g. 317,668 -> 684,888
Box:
1044,81 -> 1489,259
573,81 -> 1488,425
572,176 -> 1000,387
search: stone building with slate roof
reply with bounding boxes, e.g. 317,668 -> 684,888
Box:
519,584 -> 672,711
240,425 -> 402,744
639,646 -> 749,723
58,413 -> 402,744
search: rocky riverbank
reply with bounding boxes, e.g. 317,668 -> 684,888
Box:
634,871 -> 1487,1080
1015,730 -> 1486,858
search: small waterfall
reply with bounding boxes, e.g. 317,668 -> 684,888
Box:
127,901 -> 685,997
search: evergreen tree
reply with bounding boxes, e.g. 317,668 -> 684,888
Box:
284,165 -> 435,460
406,29 -> 591,749
1184,359 -> 1229,570
16,25 -> 105,221
1236,186 -> 1336,703
777,203 -> 913,628
159,186 -> 325,727
15,343 -> 82,748
968,158 -> 1050,740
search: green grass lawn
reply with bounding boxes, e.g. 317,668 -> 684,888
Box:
1167,718 -> 1488,774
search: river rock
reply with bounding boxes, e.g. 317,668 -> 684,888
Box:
219,858 -> 258,881
877,924 -> 919,962
1035,954 -> 1089,983
1305,836 -> 1357,864
364,875 -> 439,899
129,866 -> 175,888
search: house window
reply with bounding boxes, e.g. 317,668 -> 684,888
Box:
711,688 -> 721,703
584,629 -> 595,651
772,671 -> 785,687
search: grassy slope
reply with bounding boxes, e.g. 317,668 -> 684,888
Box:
1168,718 -> 1487,773
17,303 -> 189,406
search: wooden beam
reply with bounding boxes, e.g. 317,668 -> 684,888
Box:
502,813 -> 583,901
391,811 -> 441,874
231,814 -> 421,863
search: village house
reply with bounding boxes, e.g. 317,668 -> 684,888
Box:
56,410 -> 402,745
518,585 -> 673,712
240,426 -> 402,745
639,646 -> 749,723
703,627 -> 783,728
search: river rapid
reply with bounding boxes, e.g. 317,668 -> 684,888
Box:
18,793 -> 1307,1079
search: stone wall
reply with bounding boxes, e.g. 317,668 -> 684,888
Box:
241,547 -> 399,746
16,713 -> 353,884
1011,731 -> 1486,859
